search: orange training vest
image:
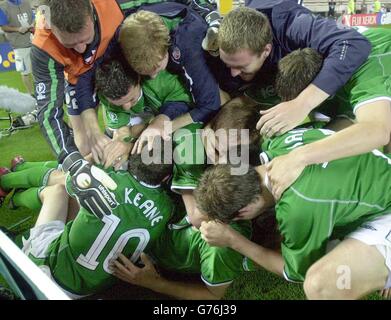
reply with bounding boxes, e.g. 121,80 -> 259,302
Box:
33,0 -> 124,85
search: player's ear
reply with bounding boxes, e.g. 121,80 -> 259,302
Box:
36,5 -> 51,30
263,44 -> 272,59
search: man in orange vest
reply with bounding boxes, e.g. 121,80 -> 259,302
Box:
32,0 -> 220,218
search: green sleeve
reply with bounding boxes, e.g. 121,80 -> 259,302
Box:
171,123 -> 206,193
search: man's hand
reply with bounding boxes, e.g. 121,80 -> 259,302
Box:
132,115 -> 171,154
102,140 -> 131,170
202,26 -> 219,56
199,220 -> 236,248
18,26 -> 29,34
202,10 -> 220,56
256,100 -> 311,138
111,253 -> 160,290
89,132 -> 112,164
63,152 -> 118,219
266,150 -> 306,200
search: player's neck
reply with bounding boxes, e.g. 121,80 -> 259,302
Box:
255,165 -> 276,204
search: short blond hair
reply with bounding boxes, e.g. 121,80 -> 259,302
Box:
119,11 -> 170,74
218,7 -> 272,55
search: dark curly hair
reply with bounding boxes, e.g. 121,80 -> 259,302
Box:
95,56 -> 140,101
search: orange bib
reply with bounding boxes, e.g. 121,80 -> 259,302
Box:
33,0 -> 124,84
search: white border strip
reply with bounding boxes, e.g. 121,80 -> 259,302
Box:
0,231 -> 70,300
170,185 -> 196,195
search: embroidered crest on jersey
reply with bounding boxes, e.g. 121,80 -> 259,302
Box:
172,46 -> 181,63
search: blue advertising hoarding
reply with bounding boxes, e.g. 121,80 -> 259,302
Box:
0,42 -> 16,72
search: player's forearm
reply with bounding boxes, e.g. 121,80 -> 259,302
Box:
149,277 -> 220,300
229,231 -> 284,277
171,113 -> 193,132
293,121 -> 390,166
113,126 -> 132,141
181,191 -> 205,228
1,25 -> 20,32
81,108 -> 100,134
32,47 -> 76,162
294,84 -> 330,113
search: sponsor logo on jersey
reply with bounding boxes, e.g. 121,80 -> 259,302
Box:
361,224 -> 377,231
108,112 -> 118,123
171,46 -> 181,63
36,82 -> 46,101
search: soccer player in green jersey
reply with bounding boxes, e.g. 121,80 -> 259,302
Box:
95,57 -> 207,226
17,150 -> 176,298
94,56 -> 256,228
110,214 -> 254,299
195,125 -> 391,299
275,48 -> 355,132
94,57 -> 196,167
259,26 -> 391,200
1,158 -> 256,299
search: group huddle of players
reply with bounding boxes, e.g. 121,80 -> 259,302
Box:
0,0 -> 391,300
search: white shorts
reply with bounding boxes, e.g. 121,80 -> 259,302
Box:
347,213 -> 391,289
22,220 -> 64,259
13,47 -> 32,75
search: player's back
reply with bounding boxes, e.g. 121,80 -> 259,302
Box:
45,168 -> 175,296
278,148 -> 391,237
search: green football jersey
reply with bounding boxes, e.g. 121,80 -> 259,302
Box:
150,217 -> 254,286
25,168 -> 176,295
171,123 -> 207,193
102,70 -> 193,129
263,129 -> 391,282
334,27 -> 391,116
